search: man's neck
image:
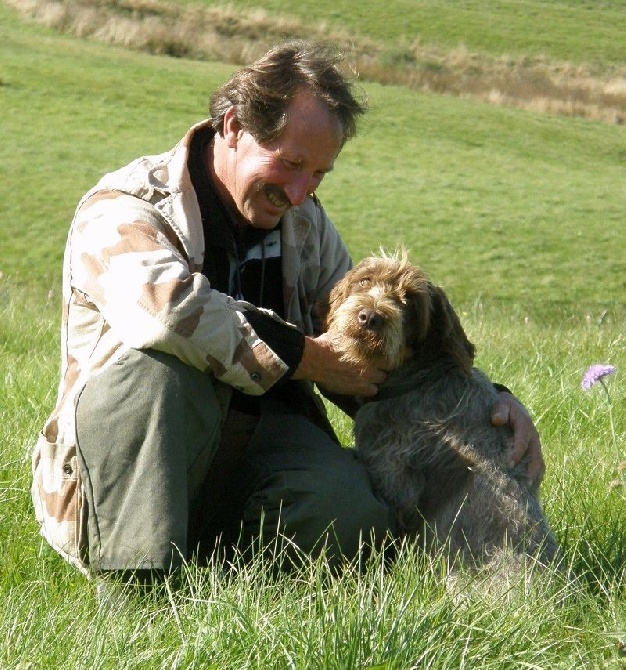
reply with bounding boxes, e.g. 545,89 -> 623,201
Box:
205,134 -> 249,233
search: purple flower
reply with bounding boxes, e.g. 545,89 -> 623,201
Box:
581,364 -> 617,390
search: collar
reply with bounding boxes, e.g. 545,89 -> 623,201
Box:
370,359 -> 459,402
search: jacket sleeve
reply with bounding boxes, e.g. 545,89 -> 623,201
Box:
68,191 -> 293,395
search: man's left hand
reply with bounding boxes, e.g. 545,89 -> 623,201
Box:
491,391 -> 545,485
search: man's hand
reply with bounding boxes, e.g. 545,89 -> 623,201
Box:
292,333 -> 387,396
491,391 -> 545,485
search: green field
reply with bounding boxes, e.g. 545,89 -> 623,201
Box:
1,1 -> 625,667
166,0 -> 626,63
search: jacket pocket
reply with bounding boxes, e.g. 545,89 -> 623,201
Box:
32,433 -> 86,568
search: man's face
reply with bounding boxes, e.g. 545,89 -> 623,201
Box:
223,91 -> 343,230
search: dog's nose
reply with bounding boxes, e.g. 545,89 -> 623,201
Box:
358,308 -> 384,331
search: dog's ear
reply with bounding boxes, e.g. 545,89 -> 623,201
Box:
430,286 -> 475,374
405,285 -> 433,344
408,285 -> 475,375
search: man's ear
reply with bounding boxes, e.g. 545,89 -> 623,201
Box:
223,107 -> 242,148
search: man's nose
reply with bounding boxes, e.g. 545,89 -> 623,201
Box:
284,173 -> 315,206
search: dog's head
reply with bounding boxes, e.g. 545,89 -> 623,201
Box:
324,252 -> 475,374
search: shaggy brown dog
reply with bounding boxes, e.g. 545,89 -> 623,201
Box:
324,252 -> 559,569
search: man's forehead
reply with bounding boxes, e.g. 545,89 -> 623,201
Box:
272,140 -> 337,171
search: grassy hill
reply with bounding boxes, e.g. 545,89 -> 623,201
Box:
1,1 -> 624,312
6,0 -> 626,124
183,0 -> 626,63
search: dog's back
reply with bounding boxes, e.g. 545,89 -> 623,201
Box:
355,365 -> 559,567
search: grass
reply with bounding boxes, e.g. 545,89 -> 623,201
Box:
7,0 -> 626,124
1,1 -> 626,667
193,0 -> 626,64
322,85 -> 625,309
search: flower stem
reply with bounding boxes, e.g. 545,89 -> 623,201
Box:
600,379 -> 619,462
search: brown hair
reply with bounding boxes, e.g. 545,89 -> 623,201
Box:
209,40 -> 366,146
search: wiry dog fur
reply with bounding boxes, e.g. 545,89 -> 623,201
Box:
324,252 -> 559,569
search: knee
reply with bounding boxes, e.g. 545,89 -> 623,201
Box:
244,453 -> 392,565
306,461 -> 392,558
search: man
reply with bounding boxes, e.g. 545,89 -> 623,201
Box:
32,41 -> 544,581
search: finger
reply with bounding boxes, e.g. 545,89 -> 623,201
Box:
364,368 -> 387,385
524,441 -> 546,485
352,368 -> 386,396
509,425 -> 545,482
492,393 -> 545,485
346,359 -> 387,385
509,429 -> 528,467
358,381 -> 380,397
490,399 -> 510,427
319,376 -> 379,397
490,408 -> 508,427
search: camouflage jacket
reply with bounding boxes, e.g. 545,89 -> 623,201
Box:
32,119 -> 352,573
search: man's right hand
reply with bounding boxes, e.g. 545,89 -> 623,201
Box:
291,333 -> 387,396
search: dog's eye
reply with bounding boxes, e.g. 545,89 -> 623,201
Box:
359,277 -> 371,287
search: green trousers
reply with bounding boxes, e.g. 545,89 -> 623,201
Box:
75,349 -> 392,572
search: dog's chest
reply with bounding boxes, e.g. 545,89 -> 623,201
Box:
353,369 -> 502,459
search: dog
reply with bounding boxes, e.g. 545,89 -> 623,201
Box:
324,251 -> 559,570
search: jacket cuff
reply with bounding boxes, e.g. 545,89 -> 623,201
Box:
243,310 -> 305,379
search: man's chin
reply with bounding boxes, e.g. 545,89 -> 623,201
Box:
247,211 -> 285,230
247,219 -> 280,231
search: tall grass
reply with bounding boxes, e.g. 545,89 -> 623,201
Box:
4,293 -> 624,667
1,2 -> 625,667
1,535 -> 609,668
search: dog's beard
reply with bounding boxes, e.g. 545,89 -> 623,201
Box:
326,293 -> 407,369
